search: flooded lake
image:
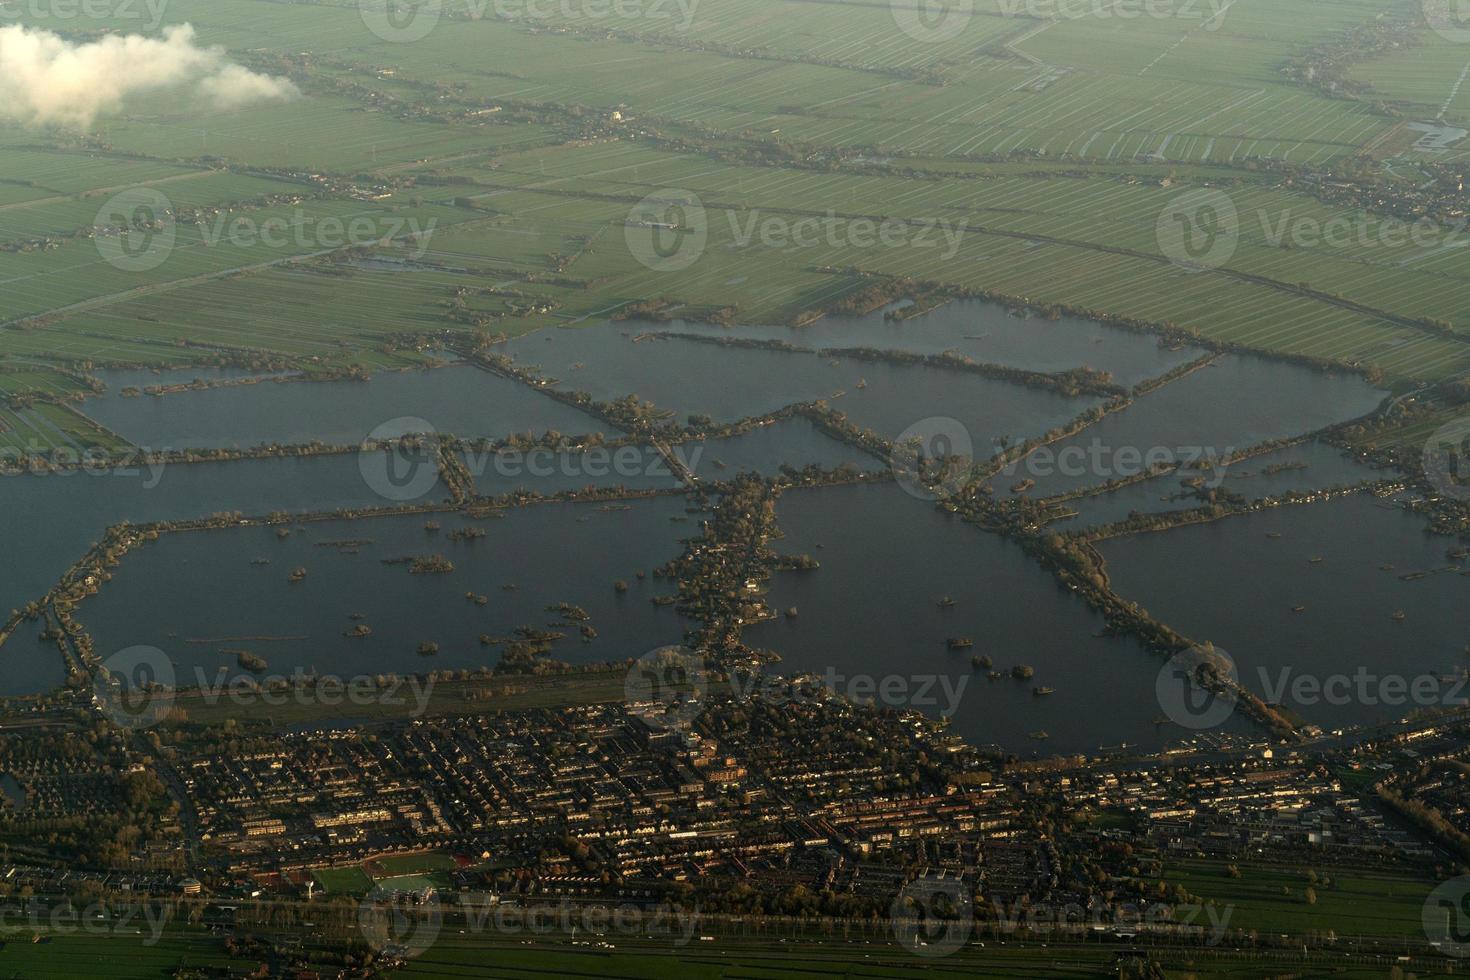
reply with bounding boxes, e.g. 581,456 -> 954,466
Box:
1001,356 -> 1384,498
650,300 -> 1205,387
81,364 -> 606,449
0,452 -> 441,693
506,323 -> 1091,447
76,495 -> 695,686
691,417 -> 881,480
747,482 -> 1258,755
1058,441 -> 1385,528
464,418 -> 878,497
1100,494 -> 1470,732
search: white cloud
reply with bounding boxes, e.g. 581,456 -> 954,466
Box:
0,23 -> 298,128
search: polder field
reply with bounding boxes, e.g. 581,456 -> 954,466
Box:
0,927 -> 1447,978
2,0 -> 1470,424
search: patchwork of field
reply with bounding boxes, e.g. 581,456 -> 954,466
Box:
0,0 -> 1465,429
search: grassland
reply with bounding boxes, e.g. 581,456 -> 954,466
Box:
0,929 -> 1434,979
0,0 -> 1460,420
1163,858 -> 1433,937
312,864 -> 376,895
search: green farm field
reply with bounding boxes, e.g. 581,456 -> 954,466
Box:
0,0 -> 1465,416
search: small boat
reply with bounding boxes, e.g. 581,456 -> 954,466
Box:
946,637 -> 975,650
1011,479 -> 1036,493
1033,686 -> 1055,696
937,596 -> 957,609
1309,556 -> 1326,564
288,567 -> 308,583
1265,532 -> 1282,540
1028,730 -> 1050,741
1392,610 -> 1407,622
855,378 -> 867,389
1292,605 -> 1307,613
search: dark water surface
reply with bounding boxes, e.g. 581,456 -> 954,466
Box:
76,496 -> 695,687
746,482 -> 1259,755
1100,495 -> 1470,732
